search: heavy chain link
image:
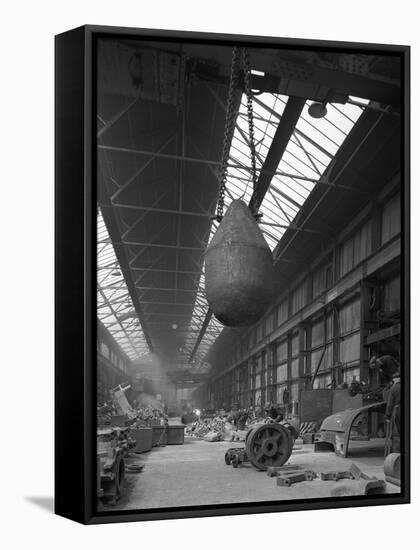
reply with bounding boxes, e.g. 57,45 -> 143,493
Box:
215,46 -> 259,222
216,47 -> 241,222
242,48 -> 259,216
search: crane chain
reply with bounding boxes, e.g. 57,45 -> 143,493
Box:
215,46 -> 259,222
242,48 -> 259,217
216,47 -> 241,222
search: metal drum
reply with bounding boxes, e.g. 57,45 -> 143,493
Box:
384,452 -> 401,477
204,200 -> 273,327
245,423 -> 294,471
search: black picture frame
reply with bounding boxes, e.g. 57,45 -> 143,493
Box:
55,24 -> 410,525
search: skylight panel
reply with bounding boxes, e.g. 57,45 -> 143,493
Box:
214,93 -> 367,256
97,209 -> 151,360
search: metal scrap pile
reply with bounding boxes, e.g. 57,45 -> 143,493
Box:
185,409 -> 294,442
133,406 -> 167,426
185,416 -> 232,441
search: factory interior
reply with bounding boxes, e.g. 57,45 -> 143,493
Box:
95,37 -> 403,510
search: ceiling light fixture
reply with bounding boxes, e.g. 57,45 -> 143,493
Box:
111,264 -> 122,276
308,101 -> 328,119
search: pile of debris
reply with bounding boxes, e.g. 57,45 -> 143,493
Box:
186,413 -> 300,443
186,416 -> 234,441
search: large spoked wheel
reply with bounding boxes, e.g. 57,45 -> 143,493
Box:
245,424 -> 293,471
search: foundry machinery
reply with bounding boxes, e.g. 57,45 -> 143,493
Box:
225,421 -> 298,470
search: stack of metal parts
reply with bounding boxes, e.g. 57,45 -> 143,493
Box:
224,438 -> 390,495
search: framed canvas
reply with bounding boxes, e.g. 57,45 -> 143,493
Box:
55,25 -> 410,524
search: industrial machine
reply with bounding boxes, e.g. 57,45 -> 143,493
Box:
314,401 -> 387,457
224,421 -> 297,471
97,427 -> 135,504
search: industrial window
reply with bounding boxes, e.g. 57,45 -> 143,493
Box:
256,322 -> 263,342
311,345 -> 333,373
249,359 -> 256,390
276,339 -> 288,362
311,316 -> 325,347
381,193 -> 401,244
266,361 -> 274,386
290,358 -> 299,379
310,312 -> 333,373
262,318 -> 267,338
100,342 -> 109,359
276,363 -> 288,383
276,384 -> 288,404
339,299 -> 361,335
337,299 -> 360,367
339,221 -> 372,276
291,281 -> 307,314
339,334 -> 360,365
289,382 -> 300,402
291,332 -> 299,356
277,299 -> 289,325
254,389 -> 262,407
264,313 -> 271,336
250,328 -> 257,348
255,355 -> 262,390
383,275 -> 401,313
312,260 -> 333,297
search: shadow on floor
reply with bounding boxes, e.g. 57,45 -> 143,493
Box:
25,496 -> 54,513
347,442 -> 386,458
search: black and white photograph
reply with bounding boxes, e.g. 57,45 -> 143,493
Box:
93,30 -> 408,514
3,0 -> 420,544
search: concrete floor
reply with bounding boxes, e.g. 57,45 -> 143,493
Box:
101,436 -> 400,511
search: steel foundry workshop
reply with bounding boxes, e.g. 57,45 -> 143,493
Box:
96,39 -> 403,509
